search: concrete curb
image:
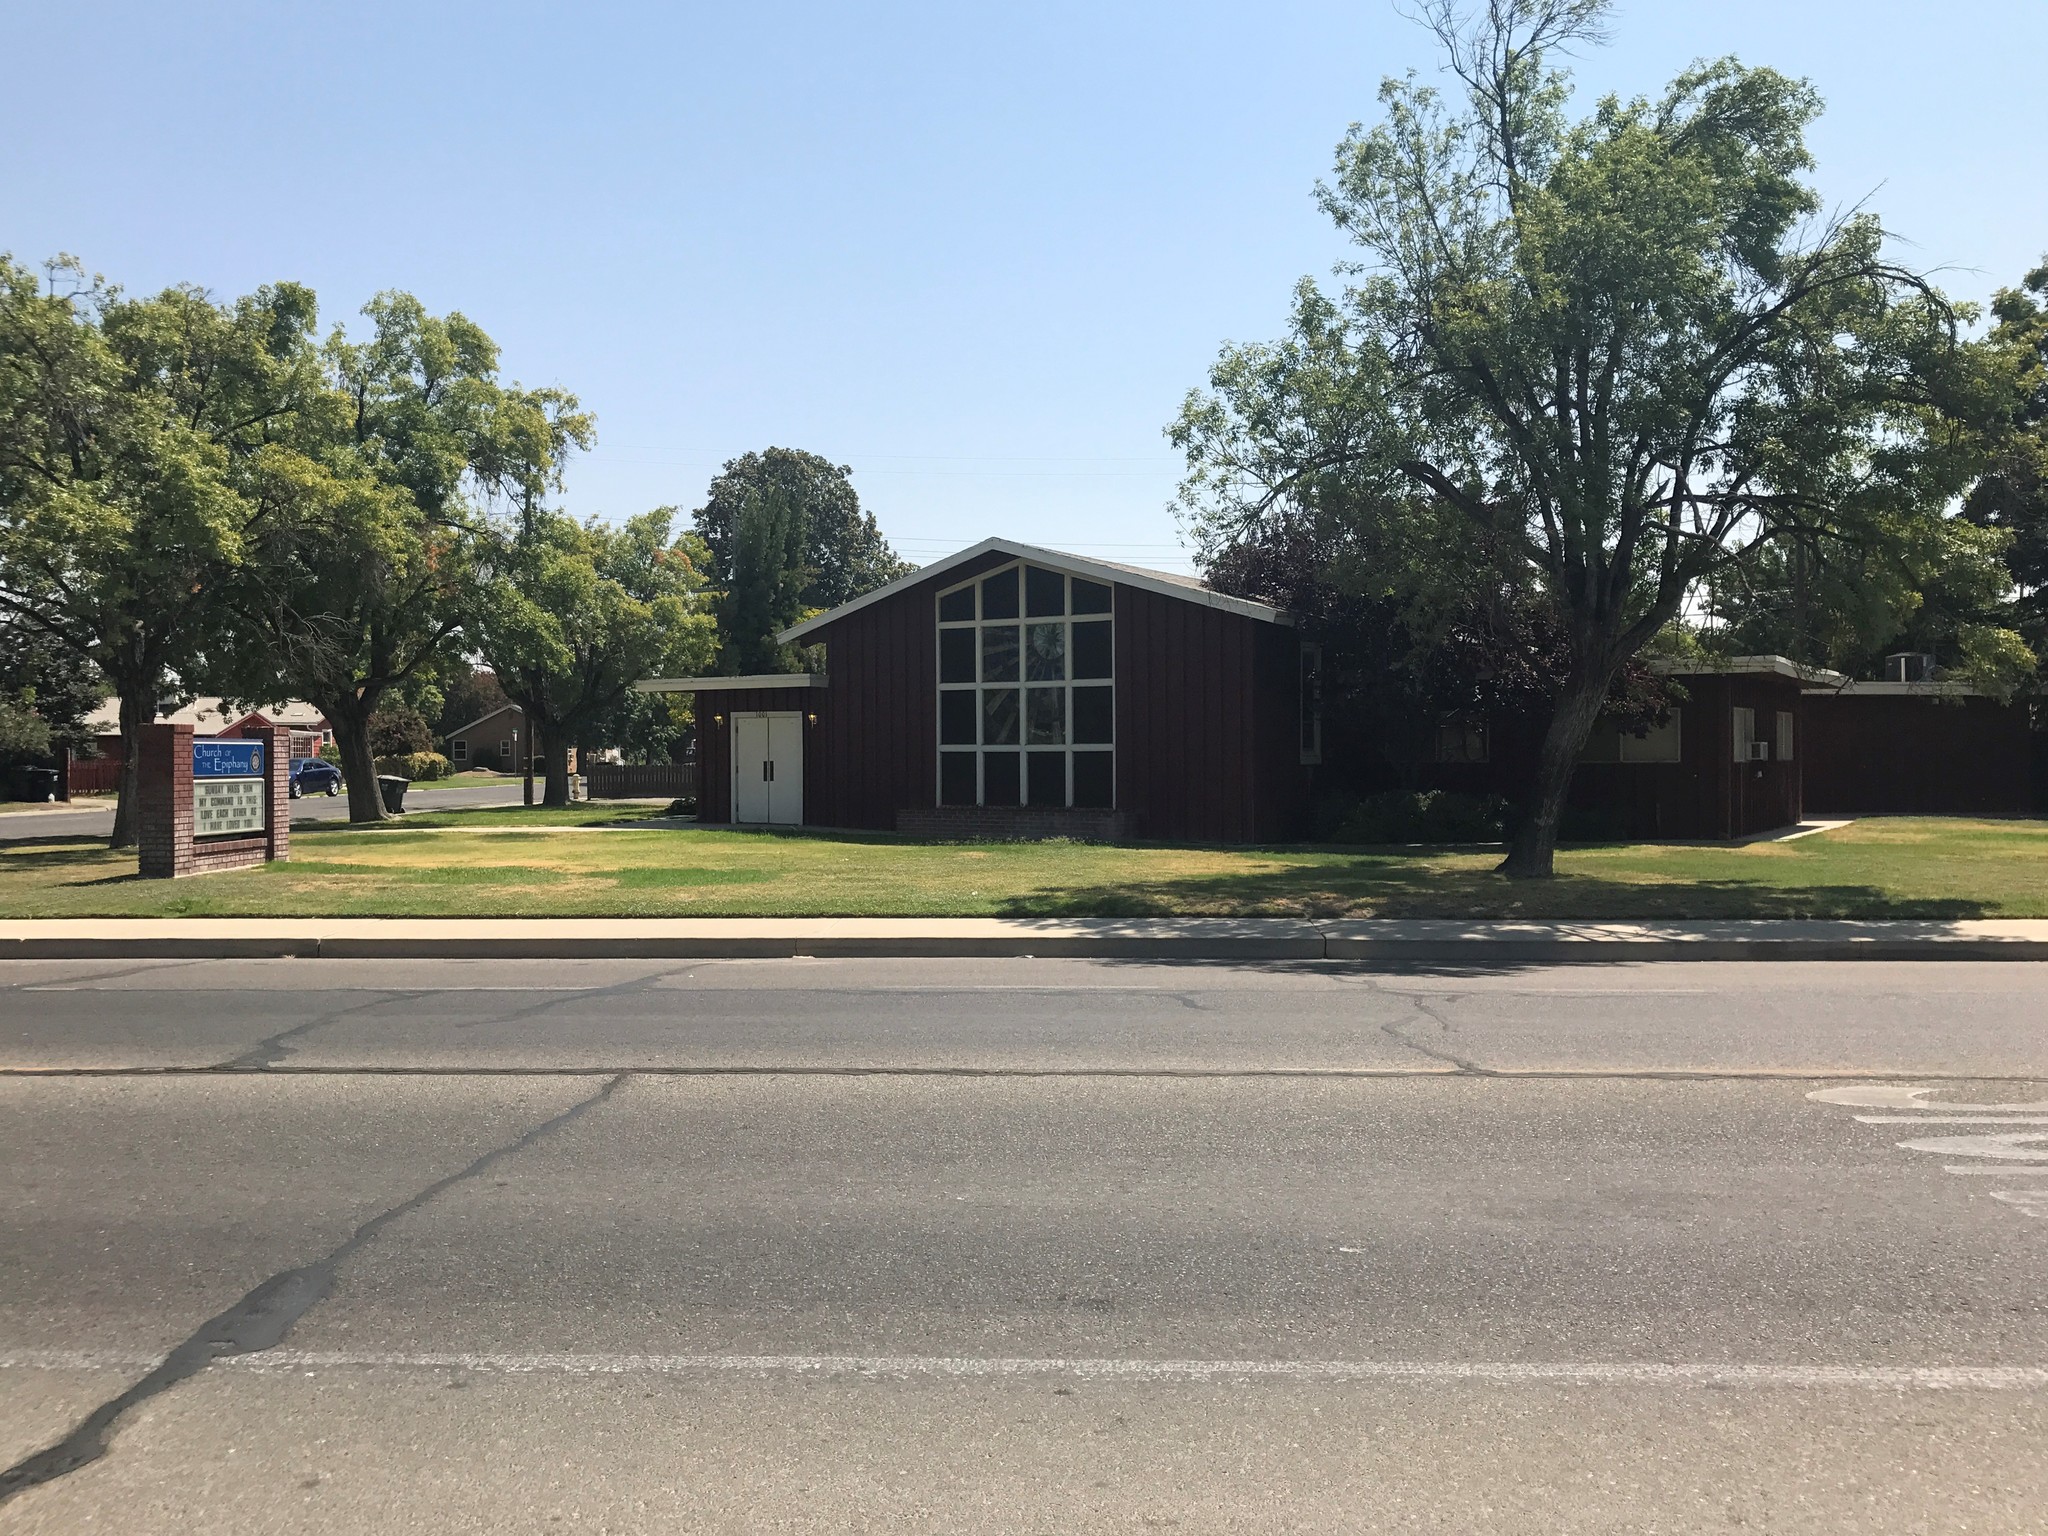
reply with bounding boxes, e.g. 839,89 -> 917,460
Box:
3,917 -> 2047,962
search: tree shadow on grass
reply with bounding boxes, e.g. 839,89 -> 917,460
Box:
0,839 -> 146,891
993,852 -> 1994,922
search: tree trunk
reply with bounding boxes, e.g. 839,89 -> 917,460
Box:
542,731 -> 572,808
322,697 -> 392,824
107,689 -> 153,850
1496,662 -> 1615,879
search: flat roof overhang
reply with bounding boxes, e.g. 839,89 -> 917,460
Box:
633,674 -> 828,694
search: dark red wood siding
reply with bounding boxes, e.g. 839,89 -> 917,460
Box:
1112,584 -> 1309,843
1804,693 -> 2034,814
1564,672 -> 1804,839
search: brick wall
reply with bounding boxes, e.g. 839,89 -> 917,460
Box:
137,724 -> 194,878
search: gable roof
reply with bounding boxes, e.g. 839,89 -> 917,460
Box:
84,695 -> 329,734
776,537 -> 1290,644
444,702 -> 525,740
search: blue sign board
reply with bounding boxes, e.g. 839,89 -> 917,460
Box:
193,740 -> 264,779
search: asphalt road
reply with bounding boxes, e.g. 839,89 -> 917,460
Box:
2,958 -> 2044,1532
0,782 -> 528,842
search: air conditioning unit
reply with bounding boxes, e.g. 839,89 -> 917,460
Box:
1885,652 -> 1938,683
1747,741 -> 1773,761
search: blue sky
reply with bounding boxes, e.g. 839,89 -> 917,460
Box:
6,1 -> 2044,573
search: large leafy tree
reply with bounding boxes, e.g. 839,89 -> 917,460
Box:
692,447 -> 910,672
474,507 -> 715,806
1173,0 -> 1982,875
220,293 -> 591,821
1963,259 -> 2048,664
1204,495 -> 1672,785
0,257 -> 321,844
0,614 -> 103,766
1702,513 -> 2033,695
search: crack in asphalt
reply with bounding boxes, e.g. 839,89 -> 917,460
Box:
1335,975 -> 1501,1076
450,965 -> 695,1031
213,989 -> 434,1071
8,962 -> 199,992
1381,994 -> 1500,1076
0,1072 -> 628,1509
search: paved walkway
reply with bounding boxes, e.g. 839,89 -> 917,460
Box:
1,916 -> 2045,961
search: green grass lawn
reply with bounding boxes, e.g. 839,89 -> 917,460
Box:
404,772 -> 530,791
2,814 -> 2044,920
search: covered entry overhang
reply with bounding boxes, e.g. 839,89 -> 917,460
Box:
633,674 -> 828,827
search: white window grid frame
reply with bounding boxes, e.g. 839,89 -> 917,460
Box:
935,559 -> 1115,808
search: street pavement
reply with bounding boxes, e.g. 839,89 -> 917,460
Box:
0,782 -> 529,843
1,958 -> 2044,1532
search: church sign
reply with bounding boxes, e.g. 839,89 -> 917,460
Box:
137,725 -> 290,878
192,740 -> 268,838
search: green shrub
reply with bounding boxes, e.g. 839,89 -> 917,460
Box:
374,751 -> 451,782
1321,789 -> 1507,845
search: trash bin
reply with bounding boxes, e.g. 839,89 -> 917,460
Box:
6,765 -> 59,802
376,774 -> 409,814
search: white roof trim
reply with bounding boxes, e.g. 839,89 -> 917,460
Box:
634,673 -> 827,694
1650,654 -> 1847,685
776,537 -> 1289,643
1800,680 -> 1985,698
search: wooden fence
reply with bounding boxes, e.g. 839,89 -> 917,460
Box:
65,754 -> 123,794
585,762 -> 697,801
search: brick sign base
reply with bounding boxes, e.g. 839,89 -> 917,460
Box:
138,724 -> 292,878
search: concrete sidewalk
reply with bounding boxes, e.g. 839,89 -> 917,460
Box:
2,916 -> 2046,961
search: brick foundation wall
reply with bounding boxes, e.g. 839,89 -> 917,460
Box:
895,806 -> 1139,842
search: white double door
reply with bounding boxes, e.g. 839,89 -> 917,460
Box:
731,712 -> 803,825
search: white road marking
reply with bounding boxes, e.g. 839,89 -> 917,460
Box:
1813,1084 -> 2048,1223
1856,1115 -> 2048,1125
1811,1085 -> 2048,1113
1945,1165 -> 2048,1176
1,1349 -> 2044,1389
1896,1131 -> 2048,1162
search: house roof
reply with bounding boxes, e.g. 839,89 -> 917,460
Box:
634,674 -> 827,694
1649,654 -> 1848,686
1799,679 -> 1987,698
775,537 -> 1290,644
444,702 -> 525,740
224,702 -> 330,730
84,696 -> 329,734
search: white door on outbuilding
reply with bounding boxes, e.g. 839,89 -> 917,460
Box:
731,712 -> 803,825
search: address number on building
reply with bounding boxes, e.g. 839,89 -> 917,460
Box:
195,778 -> 266,837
